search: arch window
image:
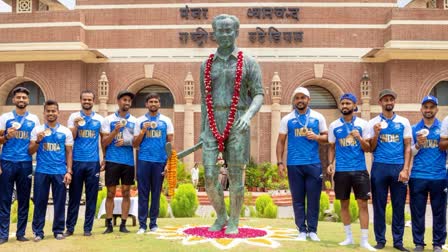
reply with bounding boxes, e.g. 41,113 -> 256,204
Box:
133,85 -> 174,108
430,81 -> 448,106
6,81 -> 45,105
306,85 -> 337,109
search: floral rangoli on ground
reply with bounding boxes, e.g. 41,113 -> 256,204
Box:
147,225 -> 299,250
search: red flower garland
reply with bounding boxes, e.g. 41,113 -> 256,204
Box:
204,51 -> 243,153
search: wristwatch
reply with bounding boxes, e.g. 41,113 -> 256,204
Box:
277,162 -> 283,166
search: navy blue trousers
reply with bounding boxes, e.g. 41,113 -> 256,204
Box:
287,163 -> 322,233
371,162 -> 407,246
0,160 -> 32,240
32,172 -> 66,238
137,160 -> 165,230
66,161 -> 100,233
409,178 -> 447,247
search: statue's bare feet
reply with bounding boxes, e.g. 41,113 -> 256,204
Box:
208,217 -> 228,232
225,219 -> 239,234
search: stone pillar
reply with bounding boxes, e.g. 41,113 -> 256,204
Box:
98,72 -> 109,117
183,72 -> 195,168
360,71 -> 373,170
270,72 -> 282,163
360,71 -> 372,120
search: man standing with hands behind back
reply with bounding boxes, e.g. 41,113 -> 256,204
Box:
368,89 -> 412,252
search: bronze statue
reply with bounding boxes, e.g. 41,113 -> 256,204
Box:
179,14 -> 264,234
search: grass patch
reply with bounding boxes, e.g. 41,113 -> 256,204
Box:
2,218 -> 429,252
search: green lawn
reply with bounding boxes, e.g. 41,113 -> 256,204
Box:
1,218 -> 436,252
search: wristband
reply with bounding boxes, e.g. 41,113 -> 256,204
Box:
277,162 -> 283,166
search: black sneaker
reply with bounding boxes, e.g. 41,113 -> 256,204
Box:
394,245 -> 410,252
16,236 -> 29,242
84,231 -> 92,236
119,225 -> 130,233
63,231 -> 73,237
375,243 -> 386,249
103,225 -> 113,234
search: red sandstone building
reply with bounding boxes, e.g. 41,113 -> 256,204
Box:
0,0 -> 448,167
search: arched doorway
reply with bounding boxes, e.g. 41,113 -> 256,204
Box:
304,85 -> 339,186
307,85 -> 338,109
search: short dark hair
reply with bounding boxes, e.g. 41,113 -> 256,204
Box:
12,86 -> 30,96
145,92 -> 160,102
44,100 -> 59,110
80,89 -> 96,100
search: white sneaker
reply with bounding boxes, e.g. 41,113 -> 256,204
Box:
308,232 -> 320,242
136,228 -> 145,235
339,238 -> 355,246
296,232 -> 307,241
149,226 -> 158,232
360,240 -> 377,251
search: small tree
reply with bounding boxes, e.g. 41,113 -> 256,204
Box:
170,184 -> 199,217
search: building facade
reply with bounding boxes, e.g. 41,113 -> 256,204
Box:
1,0 -> 448,168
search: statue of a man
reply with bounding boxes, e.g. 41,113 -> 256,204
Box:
199,14 -> 264,234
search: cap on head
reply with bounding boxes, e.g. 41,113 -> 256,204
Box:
116,90 -> 135,100
421,95 -> 438,105
292,87 -> 310,99
340,93 -> 358,112
12,86 -> 30,96
378,89 -> 397,100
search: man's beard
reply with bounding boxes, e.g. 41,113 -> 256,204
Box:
15,103 -> 27,109
341,109 -> 353,115
423,112 -> 435,119
82,103 -> 93,111
46,117 -> 57,123
385,105 -> 394,112
295,102 -> 307,111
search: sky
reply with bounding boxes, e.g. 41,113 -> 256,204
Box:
0,0 -> 413,12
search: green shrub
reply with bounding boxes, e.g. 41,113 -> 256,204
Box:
386,203 -> 392,225
263,203 -> 278,218
148,193 -> 168,218
170,184 -> 198,217
177,161 -> 190,185
333,199 -> 341,222
249,206 -> 257,217
319,192 -> 330,221
333,193 -> 359,223
198,165 -> 205,188
255,194 -> 278,218
224,197 -> 246,217
96,187 -> 107,216
11,200 -> 34,223
385,203 -> 411,225
258,162 -> 279,190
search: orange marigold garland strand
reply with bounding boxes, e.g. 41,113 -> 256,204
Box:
166,149 -> 178,197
